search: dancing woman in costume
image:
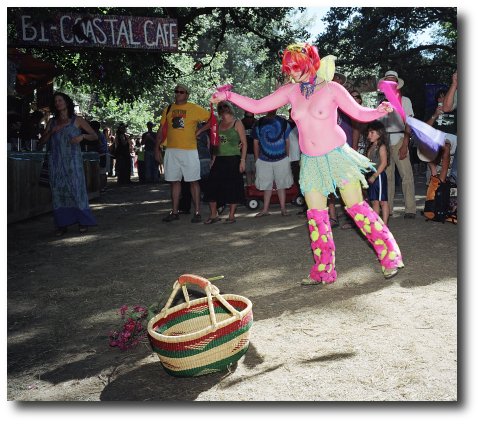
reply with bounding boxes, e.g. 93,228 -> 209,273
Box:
211,43 -> 404,283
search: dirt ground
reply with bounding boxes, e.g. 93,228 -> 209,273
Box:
7,173 -> 458,404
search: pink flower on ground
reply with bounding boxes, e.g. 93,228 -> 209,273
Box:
119,305 -> 129,318
133,305 -> 147,314
108,304 -> 150,351
124,319 -> 136,332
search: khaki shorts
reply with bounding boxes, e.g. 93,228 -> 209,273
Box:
255,157 -> 293,190
164,148 -> 200,182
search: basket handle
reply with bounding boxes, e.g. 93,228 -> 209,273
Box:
159,274 -> 217,327
178,274 -> 211,289
177,274 -> 218,327
159,274 -> 241,328
178,274 -> 242,321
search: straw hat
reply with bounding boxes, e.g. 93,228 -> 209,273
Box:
379,70 -> 404,89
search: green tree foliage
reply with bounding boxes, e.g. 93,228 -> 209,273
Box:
314,7 -> 457,116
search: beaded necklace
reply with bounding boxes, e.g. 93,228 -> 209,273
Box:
299,76 -> 322,99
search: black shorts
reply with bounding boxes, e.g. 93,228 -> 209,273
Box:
367,171 -> 388,201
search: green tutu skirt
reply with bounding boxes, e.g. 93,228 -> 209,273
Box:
299,144 -> 375,197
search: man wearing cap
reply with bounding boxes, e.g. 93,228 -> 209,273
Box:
141,121 -> 159,183
155,83 -> 211,223
378,70 -> 416,219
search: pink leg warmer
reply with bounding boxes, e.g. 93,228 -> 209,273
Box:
345,200 -> 404,273
307,208 -> 337,283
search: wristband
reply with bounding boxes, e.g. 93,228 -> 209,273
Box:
216,84 -> 233,101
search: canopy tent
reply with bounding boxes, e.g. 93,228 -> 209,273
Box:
8,48 -> 60,97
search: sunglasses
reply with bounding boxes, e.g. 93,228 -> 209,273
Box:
174,90 -> 186,94
351,94 -> 361,99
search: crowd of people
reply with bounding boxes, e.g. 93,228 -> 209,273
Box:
36,43 -> 457,286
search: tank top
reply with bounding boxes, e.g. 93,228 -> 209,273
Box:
367,144 -> 382,168
217,120 -> 241,157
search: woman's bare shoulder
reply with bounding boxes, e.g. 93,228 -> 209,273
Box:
74,115 -> 87,125
234,119 -> 245,129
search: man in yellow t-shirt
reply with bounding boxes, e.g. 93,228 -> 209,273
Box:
155,83 -> 210,223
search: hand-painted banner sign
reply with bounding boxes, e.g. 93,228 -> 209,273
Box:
16,14 -> 178,51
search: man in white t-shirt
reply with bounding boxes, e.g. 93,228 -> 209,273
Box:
378,70 -> 417,219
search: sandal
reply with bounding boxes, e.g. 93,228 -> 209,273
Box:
224,218 -> 236,224
281,209 -> 290,216
204,216 -> 221,224
79,225 -> 88,233
301,278 -> 325,286
163,211 -> 180,222
383,267 -> 399,279
255,211 -> 270,218
341,222 -> 354,229
191,213 -> 202,223
329,217 -> 339,228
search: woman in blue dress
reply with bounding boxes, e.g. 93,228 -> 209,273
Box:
39,92 -> 98,236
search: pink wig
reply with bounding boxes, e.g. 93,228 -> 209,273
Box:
281,43 -> 321,80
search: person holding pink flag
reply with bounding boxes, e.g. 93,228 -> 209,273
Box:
377,71 -> 417,219
211,43 -> 404,284
377,72 -> 452,174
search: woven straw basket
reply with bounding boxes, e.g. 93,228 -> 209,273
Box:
148,274 -> 253,377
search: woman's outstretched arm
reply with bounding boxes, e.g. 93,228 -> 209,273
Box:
211,84 -> 294,114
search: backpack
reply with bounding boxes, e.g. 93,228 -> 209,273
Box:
423,176 -> 452,223
160,104 -> 172,144
209,103 -> 219,147
446,180 -> 457,224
